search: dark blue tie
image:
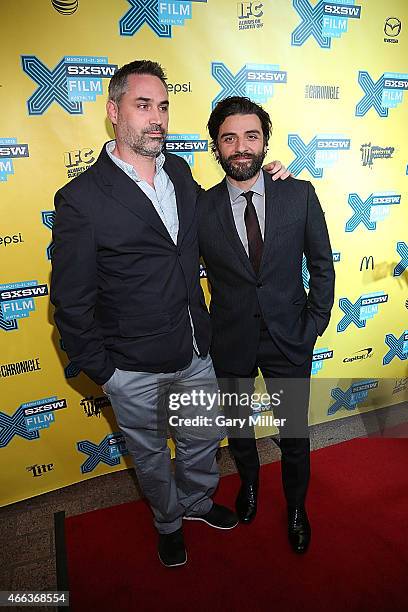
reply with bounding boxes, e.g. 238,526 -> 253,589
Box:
242,190 -> 263,274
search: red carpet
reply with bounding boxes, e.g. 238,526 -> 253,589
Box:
65,438 -> 408,612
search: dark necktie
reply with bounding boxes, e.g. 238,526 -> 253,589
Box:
242,190 -> 263,274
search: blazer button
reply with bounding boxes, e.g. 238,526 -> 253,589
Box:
256,282 -> 263,288
254,314 -> 260,318
178,250 -> 182,256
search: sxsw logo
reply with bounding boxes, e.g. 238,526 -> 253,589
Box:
64,147 -> 95,179
211,62 -> 287,109
287,134 -> 350,177
165,134 -> 208,167
21,55 -> 117,115
0,396 -> 66,448
345,192 -> 401,232
292,0 -> 361,49
393,242 -> 408,277
311,347 -> 334,375
200,262 -> 207,278
0,138 -> 29,182
302,251 -> 340,289
383,331 -> 408,365
119,0 -> 207,38
78,432 -> 129,474
356,71 -> 408,117
0,281 -> 48,329
328,379 -> 378,415
337,291 -> 388,332
41,211 -> 55,260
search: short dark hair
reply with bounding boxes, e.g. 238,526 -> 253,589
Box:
108,60 -> 167,104
207,96 -> 272,153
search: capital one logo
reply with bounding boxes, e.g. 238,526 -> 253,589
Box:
393,242 -> 408,277
0,281 -> 48,331
328,380 -> 378,415
383,331 -> 408,365
345,192 -> 401,232
302,251 -> 340,289
337,291 -> 388,332
119,0 -> 207,38
355,72 -> 408,117
77,432 -> 129,474
165,134 -> 208,167
0,397 -> 67,448
211,62 -> 287,109
0,138 -> 29,182
287,134 -> 350,177
311,347 -> 334,375
21,55 -> 117,115
291,0 -> 361,49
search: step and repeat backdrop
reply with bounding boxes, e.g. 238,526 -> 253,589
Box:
1,0 -> 407,505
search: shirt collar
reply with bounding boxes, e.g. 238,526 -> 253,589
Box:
105,140 -> 165,181
226,170 -> 265,203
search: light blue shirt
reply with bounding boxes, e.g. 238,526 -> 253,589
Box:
106,140 -> 198,352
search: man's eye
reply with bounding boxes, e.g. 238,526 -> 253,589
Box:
159,106 -> 169,112
138,104 -> 148,109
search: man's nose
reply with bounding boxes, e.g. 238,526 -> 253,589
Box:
149,108 -> 162,125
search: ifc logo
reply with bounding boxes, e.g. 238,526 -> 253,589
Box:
51,0 -> 78,15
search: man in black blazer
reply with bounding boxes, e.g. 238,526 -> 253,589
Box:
198,97 -> 335,553
51,61 -> 241,568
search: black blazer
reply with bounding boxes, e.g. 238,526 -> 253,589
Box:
198,172 -> 335,373
50,145 -> 210,385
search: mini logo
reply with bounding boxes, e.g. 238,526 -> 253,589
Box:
64,147 -> 95,179
292,0 -> 362,49
312,348 -> 334,375
360,255 -> 374,271
345,192 -> 401,232
302,251 -> 340,289
383,331 -> 408,365
384,17 -> 401,43
0,395 -> 66,448
393,377 -> 408,395
26,463 -> 54,477
355,71 -> 408,117
165,134 -> 208,167
211,62 -> 287,109
0,281 -> 48,331
328,379 -> 378,415
287,134 -> 350,177
0,358 -> 41,378
51,0 -> 79,15
237,2 -> 264,30
21,56 -> 117,115
393,242 -> 408,277
119,0 -> 207,38
80,396 -> 111,418
0,233 -> 24,248
343,347 -> 373,363
337,291 -> 388,332
360,143 -> 394,168
0,138 -> 29,182
77,432 -> 129,474
305,84 -> 340,99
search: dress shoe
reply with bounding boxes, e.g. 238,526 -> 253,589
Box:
236,482 -> 258,524
184,503 -> 238,529
158,527 -> 187,567
288,506 -> 311,554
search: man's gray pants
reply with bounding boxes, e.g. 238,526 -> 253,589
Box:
104,353 -> 224,534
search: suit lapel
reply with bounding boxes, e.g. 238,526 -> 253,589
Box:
214,179 -> 255,277
95,145 -> 174,244
259,170 -> 285,271
163,155 -> 195,247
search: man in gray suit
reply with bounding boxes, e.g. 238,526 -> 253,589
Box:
198,97 -> 335,553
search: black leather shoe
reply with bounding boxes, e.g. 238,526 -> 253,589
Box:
236,482 -> 258,524
288,506 -> 311,554
184,503 -> 238,529
158,528 -> 187,567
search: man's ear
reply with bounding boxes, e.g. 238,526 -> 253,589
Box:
106,99 -> 118,126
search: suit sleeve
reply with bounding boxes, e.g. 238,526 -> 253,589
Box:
50,190 -> 115,386
304,182 -> 335,336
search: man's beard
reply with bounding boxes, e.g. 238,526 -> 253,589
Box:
218,150 -> 265,181
118,122 -> 166,157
